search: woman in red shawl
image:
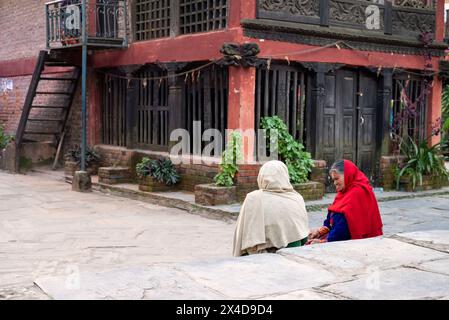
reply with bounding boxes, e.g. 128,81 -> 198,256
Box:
307,160 -> 383,244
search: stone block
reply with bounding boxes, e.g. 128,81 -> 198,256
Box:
98,167 -> 131,185
195,184 -> 237,206
293,182 -> 325,200
72,171 -> 92,193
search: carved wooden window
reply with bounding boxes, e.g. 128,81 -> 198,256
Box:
180,0 -> 228,35
392,75 -> 428,143
257,0 -> 320,24
183,64 -> 228,155
255,63 -> 307,146
393,0 -> 434,9
135,0 -> 171,41
136,66 -> 170,149
102,73 -> 127,147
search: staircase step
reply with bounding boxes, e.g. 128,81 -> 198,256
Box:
24,131 -> 59,135
44,62 -> 74,67
35,91 -> 72,95
27,118 -> 63,122
39,77 -> 78,81
31,105 -> 68,109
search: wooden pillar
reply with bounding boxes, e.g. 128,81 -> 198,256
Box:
227,66 -> 256,163
166,63 -> 186,149
229,0 -> 257,29
310,64 -> 327,160
428,75 -> 443,146
379,68 -> 393,156
435,0 -> 445,42
125,77 -> 138,149
88,68 -> 102,146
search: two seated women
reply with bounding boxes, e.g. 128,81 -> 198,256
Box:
233,159 -> 384,257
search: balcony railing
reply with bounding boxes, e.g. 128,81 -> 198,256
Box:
45,0 -> 129,49
256,0 -> 436,39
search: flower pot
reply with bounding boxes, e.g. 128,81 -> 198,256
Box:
398,174 -> 443,192
195,183 -> 237,206
138,176 -> 172,192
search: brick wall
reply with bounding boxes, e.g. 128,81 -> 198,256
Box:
380,156 -> 405,191
0,1 -> 48,61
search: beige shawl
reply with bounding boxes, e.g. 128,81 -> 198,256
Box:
232,160 -> 310,257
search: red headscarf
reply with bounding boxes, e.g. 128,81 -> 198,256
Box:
328,160 -> 383,239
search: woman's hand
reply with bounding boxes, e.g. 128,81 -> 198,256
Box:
308,229 -> 320,240
306,239 -> 326,245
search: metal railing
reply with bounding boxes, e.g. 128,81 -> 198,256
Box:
45,0 -> 128,49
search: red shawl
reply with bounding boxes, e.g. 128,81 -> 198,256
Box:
328,160 -> 383,239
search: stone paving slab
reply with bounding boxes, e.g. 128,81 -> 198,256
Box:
417,259 -> 449,276
35,266 -> 226,300
322,267 -> 449,300
175,254 -> 338,299
392,230 -> 449,254
278,237 -> 448,275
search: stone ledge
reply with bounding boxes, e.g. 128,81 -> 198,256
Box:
195,184 -> 238,206
98,167 -> 132,185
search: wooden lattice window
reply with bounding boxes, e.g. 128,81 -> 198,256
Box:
183,64 -> 228,155
255,64 -> 307,142
102,73 -> 127,147
136,67 -> 170,149
392,74 -> 429,143
180,0 -> 228,35
135,0 -> 171,41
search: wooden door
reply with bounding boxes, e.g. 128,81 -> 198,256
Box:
317,68 -> 378,184
356,70 -> 378,180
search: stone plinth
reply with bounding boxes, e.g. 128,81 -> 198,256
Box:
195,184 -> 237,206
293,181 -> 325,201
72,171 -> 92,193
98,167 -> 131,185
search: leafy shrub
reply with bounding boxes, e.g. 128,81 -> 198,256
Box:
0,123 -> 13,150
261,116 -> 314,184
136,157 -> 180,186
214,131 -> 242,187
395,136 -> 449,190
65,145 -> 100,167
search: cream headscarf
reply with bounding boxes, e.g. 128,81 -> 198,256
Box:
232,160 -> 310,257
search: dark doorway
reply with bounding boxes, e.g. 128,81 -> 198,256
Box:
316,68 -> 379,184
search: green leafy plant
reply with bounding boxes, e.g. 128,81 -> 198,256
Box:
214,131 -> 242,187
0,123 -> 13,150
65,146 -> 100,167
395,136 -> 449,190
261,116 -> 314,184
136,157 -> 180,186
442,85 -> 449,155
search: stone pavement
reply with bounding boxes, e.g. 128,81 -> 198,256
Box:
35,233 -> 449,300
1,170 -> 449,299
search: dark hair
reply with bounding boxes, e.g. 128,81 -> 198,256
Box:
330,160 -> 344,175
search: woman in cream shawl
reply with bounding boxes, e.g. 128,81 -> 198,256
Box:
233,160 -> 310,257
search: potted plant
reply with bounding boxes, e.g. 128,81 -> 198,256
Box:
395,136 -> 449,191
195,131 -> 242,206
64,146 -> 100,177
261,116 -> 322,200
136,157 -> 180,192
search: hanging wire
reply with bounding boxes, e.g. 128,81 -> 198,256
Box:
95,40 -> 438,82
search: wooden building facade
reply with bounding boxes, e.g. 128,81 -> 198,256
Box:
2,0 -> 447,188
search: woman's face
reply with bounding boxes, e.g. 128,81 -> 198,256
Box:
330,171 -> 345,192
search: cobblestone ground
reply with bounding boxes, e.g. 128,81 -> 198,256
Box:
1,171 -> 449,299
